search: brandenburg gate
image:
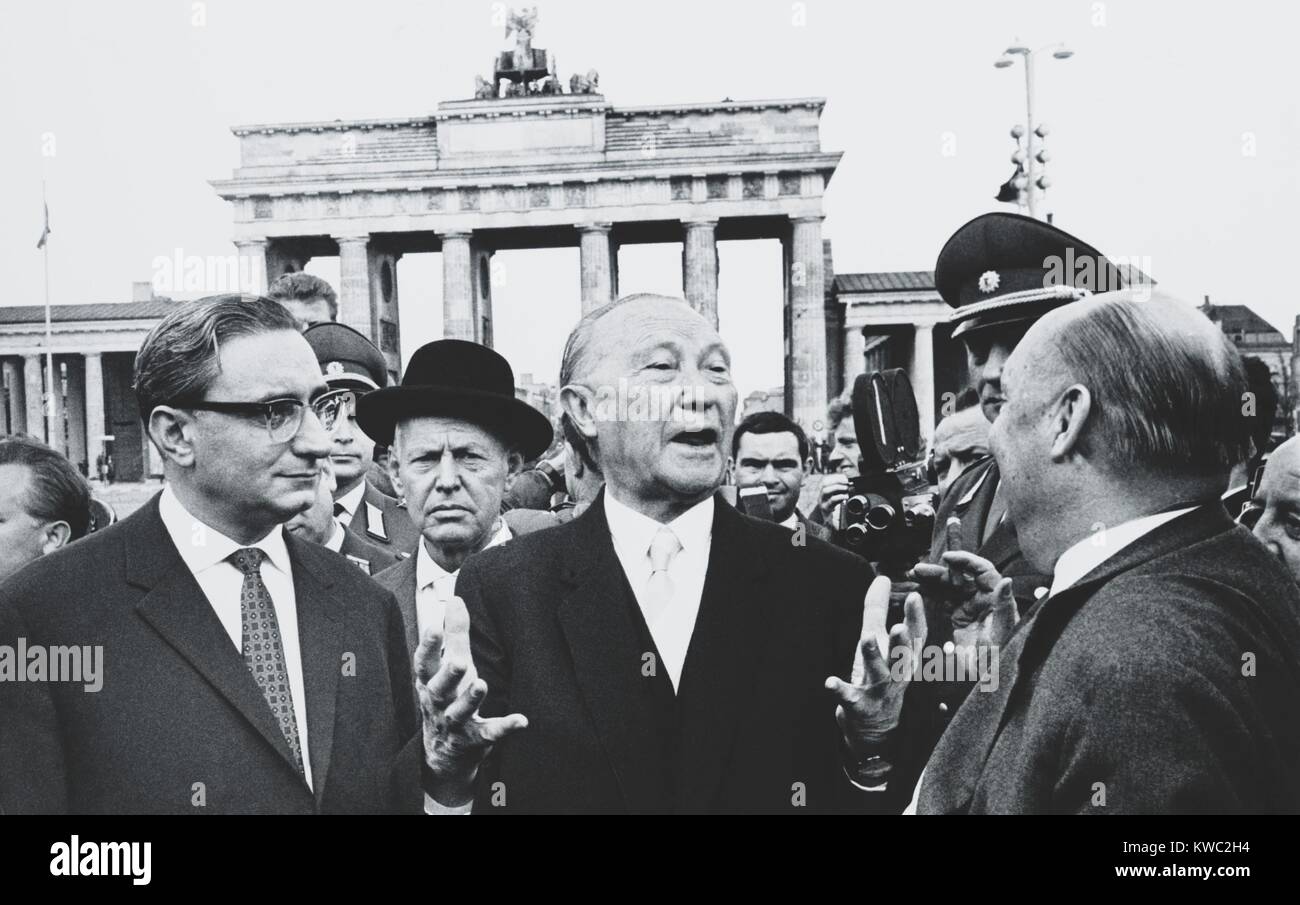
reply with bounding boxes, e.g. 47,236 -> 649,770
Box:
210,19 -> 842,427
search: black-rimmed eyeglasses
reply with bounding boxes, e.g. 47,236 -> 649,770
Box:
178,390 -> 352,443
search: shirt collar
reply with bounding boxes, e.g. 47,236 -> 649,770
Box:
335,480 -> 366,517
1049,505 -> 1199,598
604,490 -> 714,563
780,512 -> 800,530
158,485 -> 293,579
416,519 -> 512,590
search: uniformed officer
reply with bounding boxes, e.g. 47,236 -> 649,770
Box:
303,322 -> 421,557
916,211 -> 1126,608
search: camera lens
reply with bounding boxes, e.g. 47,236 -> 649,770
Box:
866,503 -> 895,531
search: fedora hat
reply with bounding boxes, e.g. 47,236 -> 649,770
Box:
356,339 -> 553,459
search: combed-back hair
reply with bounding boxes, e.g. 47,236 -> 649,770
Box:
133,293 -> 301,422
1053,293 -> 1251,476
0,436 -> 92,540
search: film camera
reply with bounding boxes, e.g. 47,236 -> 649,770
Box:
836,369 -> 936,572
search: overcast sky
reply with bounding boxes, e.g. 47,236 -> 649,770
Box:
2,0 -> 1296,400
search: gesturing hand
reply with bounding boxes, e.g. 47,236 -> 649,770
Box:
415,596 -> 527,806
825,575 -> 928,758
943,551 -> 1020,674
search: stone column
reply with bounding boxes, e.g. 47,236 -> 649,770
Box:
842,325 -> 867,391
912,323 -> 936,443
233,239 -> 269,295
22,354 -> 46,442
682,220 -> 719,328
579,223 -> 616,313
441,232 -> 475,341
785,216 -> 828,431
335,235 -> 372,337
84,352 -> 106,467
2,360 -> 18,434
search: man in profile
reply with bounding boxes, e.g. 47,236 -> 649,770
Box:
0,436 -> 92,582
917,293 -> 1300,813
0,295 -> 430,814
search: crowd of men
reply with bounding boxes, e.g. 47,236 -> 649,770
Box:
1,212 -> 1298,814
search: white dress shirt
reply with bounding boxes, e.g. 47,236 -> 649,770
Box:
604,491 -> 714,691
158,486 -> 313,790
334,480 -> 366,526
1048,506 -> 1197,598
780,512 -> 800,531
903,503 -> 1200,814
324,520 -> 347,553
415,520 -> 513,638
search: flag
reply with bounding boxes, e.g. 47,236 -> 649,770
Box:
995,169 -> 1021,204
36,202 -> 50,249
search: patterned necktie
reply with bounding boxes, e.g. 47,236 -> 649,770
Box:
643,527 -> 682,628
230,547 -> 304,777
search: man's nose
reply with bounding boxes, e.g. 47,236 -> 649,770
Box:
294,405 -> 332,460
760,464 -> 780,486
333,415 -> 355,443
434,450 -> 461,491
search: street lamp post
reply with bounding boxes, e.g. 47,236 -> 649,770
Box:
995,42 -> 1073,220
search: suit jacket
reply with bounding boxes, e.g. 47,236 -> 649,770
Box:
796,508 -> 833,544
374,552 -> 420,660
346,480 -> 420,556
918,504 -> 1300,814
455,490 -> 876,814
0,494 -> 426,815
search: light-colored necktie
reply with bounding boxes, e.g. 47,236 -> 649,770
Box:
643,527 -> 682,628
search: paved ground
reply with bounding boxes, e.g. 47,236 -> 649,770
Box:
93,480 -> 163,520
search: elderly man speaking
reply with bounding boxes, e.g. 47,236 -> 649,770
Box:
358,339 -> 553,658
412,293 -> 917,814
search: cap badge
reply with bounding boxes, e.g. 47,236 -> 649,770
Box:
978,271 -> 1001,294
325,361 -> 345,377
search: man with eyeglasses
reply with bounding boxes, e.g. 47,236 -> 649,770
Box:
303,322 -> 419,557
0,294 -> 432,814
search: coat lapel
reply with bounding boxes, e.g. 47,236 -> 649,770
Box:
286,536 -> 346,806
383,555 -> 420,659
554,496 -> 667,812
672,500 -> 771,811
919,503 -> 1233,813
128,498 -> 307,786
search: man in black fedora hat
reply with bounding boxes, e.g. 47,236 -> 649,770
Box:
303,322 -> 420,557
358,339 -> 553,665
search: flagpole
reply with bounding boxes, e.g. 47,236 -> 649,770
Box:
41,180 -> 55,446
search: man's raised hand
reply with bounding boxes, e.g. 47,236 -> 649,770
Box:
825,575 -> 927,757
415,596 -> 527,807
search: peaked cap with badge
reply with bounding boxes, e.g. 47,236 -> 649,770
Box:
937,211 -> 1127,339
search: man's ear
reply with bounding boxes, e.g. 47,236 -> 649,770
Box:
560,385 -> 599,442
148,406 -> 197,468
502,450 -> 525,491
1049,384 -> 1092,462
41,521 -> 72,554
386,445 -> 405,500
